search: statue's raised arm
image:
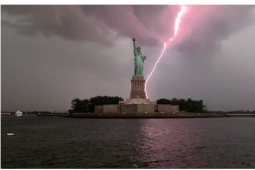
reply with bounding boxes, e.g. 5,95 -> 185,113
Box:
132,38 -> 137,56
132,38 -> 136,49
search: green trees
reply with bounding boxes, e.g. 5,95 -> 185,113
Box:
69,96 -> 123,113
70,98 -> 90,113
157,98 -> 207,113
70,96 -> 207,113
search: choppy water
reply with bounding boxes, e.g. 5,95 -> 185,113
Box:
1,115 -> 255,168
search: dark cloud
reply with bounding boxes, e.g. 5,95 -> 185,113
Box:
1,5 -> 255,112
1,5 -> 178,47
81,5 -> 176,46
1,5 -> 114,47
2,5 -> 255,56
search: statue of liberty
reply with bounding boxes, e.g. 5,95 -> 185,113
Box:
132,38 -> 146,76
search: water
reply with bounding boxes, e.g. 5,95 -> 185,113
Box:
1,115 -> 255,168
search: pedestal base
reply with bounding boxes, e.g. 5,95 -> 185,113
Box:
119,75 -> 157,105
130,76 -> 146,99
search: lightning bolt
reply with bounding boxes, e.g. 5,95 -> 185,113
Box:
145,5 -> 187,99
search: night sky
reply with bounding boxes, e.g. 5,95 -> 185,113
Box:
2,5 -> 255,111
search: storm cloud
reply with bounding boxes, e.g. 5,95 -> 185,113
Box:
1,5 -> 255,111
2,5 -> 255,54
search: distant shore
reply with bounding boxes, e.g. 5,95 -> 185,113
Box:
59,113 -> 233,119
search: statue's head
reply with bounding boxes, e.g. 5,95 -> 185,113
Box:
137,47 -> 141,52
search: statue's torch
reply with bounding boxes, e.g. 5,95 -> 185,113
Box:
132,38 -> 136,50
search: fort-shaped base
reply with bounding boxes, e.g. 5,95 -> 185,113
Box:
119,98 -> 156,105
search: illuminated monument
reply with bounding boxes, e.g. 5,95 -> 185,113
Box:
119,38 -> 156,105
95,38 -> 179,113
130,38 -> 147,99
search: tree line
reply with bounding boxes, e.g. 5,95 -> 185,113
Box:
69,96 -> 123,113
157,98 -> 207,113
69,96 -> 207,113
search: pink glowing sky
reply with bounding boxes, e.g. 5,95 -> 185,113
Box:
145,6 -> 187,99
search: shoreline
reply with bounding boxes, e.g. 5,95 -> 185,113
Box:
59,113 -> 231,119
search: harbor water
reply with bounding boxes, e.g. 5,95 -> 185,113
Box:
1,115 -> 255,168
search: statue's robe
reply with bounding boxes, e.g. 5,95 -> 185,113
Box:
134,49 -> 146,76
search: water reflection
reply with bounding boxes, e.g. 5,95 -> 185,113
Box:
135,119 -> 216,168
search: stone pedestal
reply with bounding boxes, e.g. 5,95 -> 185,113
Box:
130,76 -> 146,99
119,75 -> 157,105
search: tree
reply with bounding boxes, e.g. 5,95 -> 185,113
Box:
157,98 -> 208,113
70,98 -> 90,113
89,96 -> 123,112
157,98 -> 171,104
70,96 -> 124,113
